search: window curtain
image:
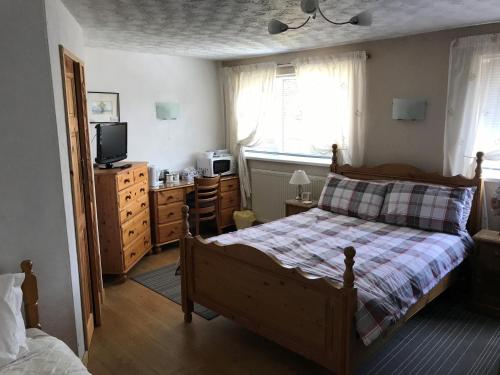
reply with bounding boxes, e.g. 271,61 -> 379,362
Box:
444,33 -> 500,177
292,51 -> 367,165
222,62 -> 277,207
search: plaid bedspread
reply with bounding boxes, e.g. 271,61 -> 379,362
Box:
208,208 -> 473,346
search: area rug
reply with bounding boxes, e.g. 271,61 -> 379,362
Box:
132,264 -> 218,320
356,292 -> 500,375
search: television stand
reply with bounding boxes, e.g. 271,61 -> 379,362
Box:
96,162 -> 132,170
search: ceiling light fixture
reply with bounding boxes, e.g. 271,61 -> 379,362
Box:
268,0 -> 372,35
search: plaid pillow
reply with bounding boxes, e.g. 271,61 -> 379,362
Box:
379,182 -> 471,234
318,174 -> 388,221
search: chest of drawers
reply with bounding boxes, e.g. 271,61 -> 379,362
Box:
94,162 -> 152,278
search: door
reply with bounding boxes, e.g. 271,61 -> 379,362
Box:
60,47 -> 102,350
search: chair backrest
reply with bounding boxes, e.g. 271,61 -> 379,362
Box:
194,176 -> 221,212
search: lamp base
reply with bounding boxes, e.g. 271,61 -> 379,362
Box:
296,184 -> 303,200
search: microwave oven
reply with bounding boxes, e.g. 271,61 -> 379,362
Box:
197,153 -> 236,177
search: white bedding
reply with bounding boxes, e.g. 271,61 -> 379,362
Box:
0,329 -> 89,375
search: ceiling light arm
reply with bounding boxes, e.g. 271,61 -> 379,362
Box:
288,16 -> 311,30
317,4 -> 355,25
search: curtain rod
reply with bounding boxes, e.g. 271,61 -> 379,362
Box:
277,53 -> 371,67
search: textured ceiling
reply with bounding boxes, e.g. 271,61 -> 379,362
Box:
62,0 -> 500,60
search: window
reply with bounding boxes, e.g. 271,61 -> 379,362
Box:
251,73 -> 339,158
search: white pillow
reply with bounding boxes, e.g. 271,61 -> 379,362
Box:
0,273 -> 27,367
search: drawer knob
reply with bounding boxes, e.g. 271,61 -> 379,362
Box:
168,212 -> 174,216
124,178 -> 131,184
139,172 -> 145,177
140,188 -> 145,193
125,195 -> 132,201
130,252 -> 136,257
129,230 -> 135,235
126,211 -> 133,217
141,203 -> 146,208
143,220 -> 148,226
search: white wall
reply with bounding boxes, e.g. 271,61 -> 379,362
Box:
85,48 -> 224,172
44,0 -> 86,356
0,0 -> 84,355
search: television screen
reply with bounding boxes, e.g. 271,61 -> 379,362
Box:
95,122 -> 127,165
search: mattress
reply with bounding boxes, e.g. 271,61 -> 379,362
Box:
0,329 -> 89,374
209,208 -> 473,345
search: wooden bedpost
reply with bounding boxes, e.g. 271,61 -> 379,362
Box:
343,246 -> 356,289
20,260 -> 41,329
469,151 -> 485,234
474,151 -> 484,180
181,205 -> 194,323
331,144 -> 338,173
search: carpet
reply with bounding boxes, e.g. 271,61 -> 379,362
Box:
356,292 -> 500,375
132,264 -> 218,320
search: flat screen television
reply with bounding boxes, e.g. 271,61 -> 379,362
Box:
95,122 -> 128,168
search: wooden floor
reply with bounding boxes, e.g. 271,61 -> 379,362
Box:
87,246 -> 328,375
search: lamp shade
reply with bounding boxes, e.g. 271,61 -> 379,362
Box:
289,170 -> 311,185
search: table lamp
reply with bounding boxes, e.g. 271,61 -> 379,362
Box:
289,170 -> 311,200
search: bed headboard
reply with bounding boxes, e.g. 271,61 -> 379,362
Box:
20,260 -> 41,329
330,144 -> 484,235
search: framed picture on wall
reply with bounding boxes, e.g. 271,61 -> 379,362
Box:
88,91 -> 120,123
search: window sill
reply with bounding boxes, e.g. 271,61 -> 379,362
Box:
245,152 -> 331,167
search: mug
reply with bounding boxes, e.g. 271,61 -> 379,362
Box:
301,192 -> 312,202
165,174 -> 174,183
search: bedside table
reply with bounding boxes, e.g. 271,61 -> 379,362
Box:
285,199 -> 318,217
471,229 -> 500,318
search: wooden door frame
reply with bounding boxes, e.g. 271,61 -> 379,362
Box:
59,46 -> 103,333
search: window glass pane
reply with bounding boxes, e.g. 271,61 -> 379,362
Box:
475,55 -> 500,154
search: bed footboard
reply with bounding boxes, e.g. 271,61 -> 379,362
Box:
180,206 -> 357,374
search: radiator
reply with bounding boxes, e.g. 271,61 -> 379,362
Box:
251,168 -> 326,223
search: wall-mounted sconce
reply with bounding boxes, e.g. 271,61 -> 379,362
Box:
155,102 -> 180,120
392,98 -> 427,121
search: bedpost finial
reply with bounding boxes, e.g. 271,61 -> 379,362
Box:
332,144 -> 338,173
21,260 -> 33,274
182,205 -> 192,237
475,151 -> 484,180
343,246 -> 356,289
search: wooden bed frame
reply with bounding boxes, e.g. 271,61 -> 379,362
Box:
20,260 -> 41,329
180,144 -> 484,374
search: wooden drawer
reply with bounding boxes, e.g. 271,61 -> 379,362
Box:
158,220 -> 183,244
221,207 -> 237,228
133,165 -> 148,183
158,202 -> 184,224
122,209 -> 150,247
119,195 -> 148,223
118,186 -> 135,208
220,190 -> 240,209
157,188 -> 184,205
134,179 -> 148,199
221,178 -> 238,192
117,170 -> 134,191
123,231 -> 151,269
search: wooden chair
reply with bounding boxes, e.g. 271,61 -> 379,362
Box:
191,176 -> 221,236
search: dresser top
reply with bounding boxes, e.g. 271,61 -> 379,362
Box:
94,162 -> 147,176
150,174 -> 238,192
473,229 -> 500,245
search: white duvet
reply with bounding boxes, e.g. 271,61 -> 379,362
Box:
0,329 -> 90,375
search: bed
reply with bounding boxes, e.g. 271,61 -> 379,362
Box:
179,144 -> 484,374
0,261 -> 90,375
